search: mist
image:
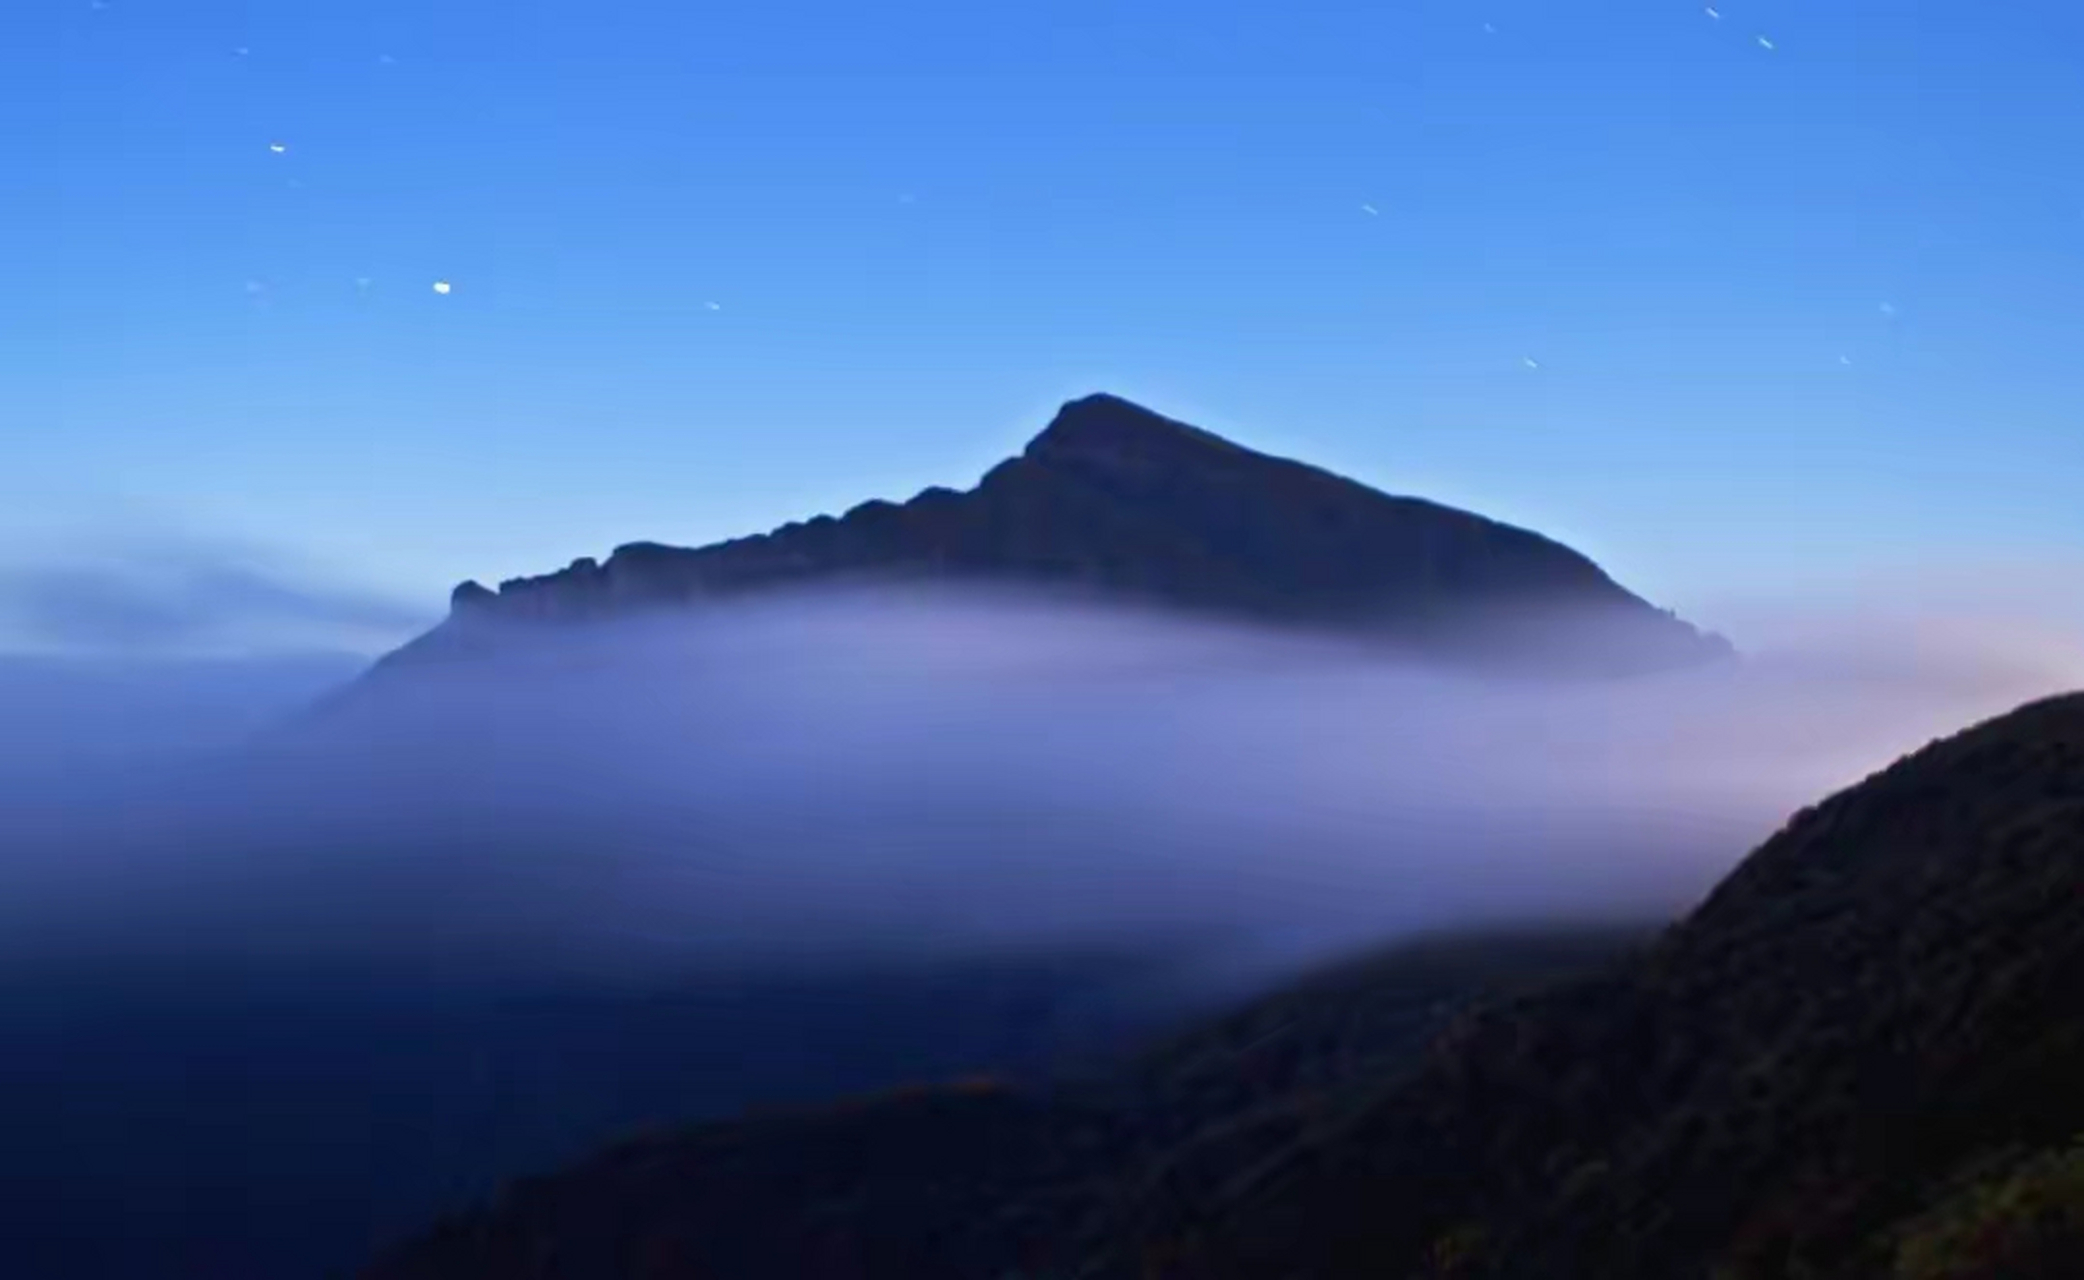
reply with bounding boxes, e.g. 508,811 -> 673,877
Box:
4,585 -> 2075,978
0,530 -> 430,658
0,584 -> 2076,1277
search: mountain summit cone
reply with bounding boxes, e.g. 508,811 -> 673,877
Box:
392,394 -> 1728,673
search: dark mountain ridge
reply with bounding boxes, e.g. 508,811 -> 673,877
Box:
367,690 -> 2084,1280
1097,690 -> 2084,1280
384,395 -> 1728,673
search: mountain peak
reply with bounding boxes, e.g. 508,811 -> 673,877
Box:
1023,394 -> 1251,470
384,395 -> 1732,675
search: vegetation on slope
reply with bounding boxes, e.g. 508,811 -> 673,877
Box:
1156,693 -> 2084,1280
370,692 -> 2084,1280
1888,1141 -> 2084,1280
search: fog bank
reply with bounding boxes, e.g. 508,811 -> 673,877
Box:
4,586 -> 2073,982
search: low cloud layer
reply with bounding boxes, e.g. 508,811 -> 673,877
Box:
0,581 -> 2075,1277
0,651 -> 364,778
0,538 -> 429,656
2,585 -> 2074,985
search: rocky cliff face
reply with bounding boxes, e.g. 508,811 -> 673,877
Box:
387,395 -> 1728,673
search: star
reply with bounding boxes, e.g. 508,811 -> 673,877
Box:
432,280 -> 453,296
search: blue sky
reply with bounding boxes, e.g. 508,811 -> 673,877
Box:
4,0 -> 2081,650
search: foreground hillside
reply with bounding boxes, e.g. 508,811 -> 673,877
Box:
1189,689 -> 2084,1280
361,930 -> 1644,1280
381,395 -> 1727,674
368,692 -> 2084,1279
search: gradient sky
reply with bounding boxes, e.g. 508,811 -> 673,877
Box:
5,0 -> 2080,651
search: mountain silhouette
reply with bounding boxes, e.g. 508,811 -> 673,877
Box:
385,395 -> 1728,673
366,691 -> 2084,1280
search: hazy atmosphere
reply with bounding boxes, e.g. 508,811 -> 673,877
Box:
6,0 -> 2082,1277
6,590 -> 2078,974
1,580 -> 2072,1274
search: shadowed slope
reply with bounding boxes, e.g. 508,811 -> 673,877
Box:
360,929 -> 1646,1280
365,691 -> 2084,1280
1151,691 -> 2084,1280
382,395 -> 1726,674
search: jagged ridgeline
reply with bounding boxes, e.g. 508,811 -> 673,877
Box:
381,394 -> 1730,675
